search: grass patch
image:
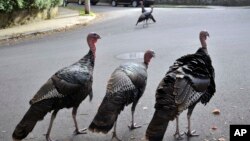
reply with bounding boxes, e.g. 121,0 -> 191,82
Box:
79,10 -> 95,16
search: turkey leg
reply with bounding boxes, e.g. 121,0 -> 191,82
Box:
174,116 -> 184,140
45,110 -> 58,141
112,121 -> 121,141
128,102 -> 141,130
72,107 -> 87,135
185,105 -> 199,137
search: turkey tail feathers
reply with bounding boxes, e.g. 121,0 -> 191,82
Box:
150,15 -> 156,22
12,100 -> 53,140
146,110 -> 169,141
146,76 -> 177,141
88,112 -> 117,134
88,98 -> 121,134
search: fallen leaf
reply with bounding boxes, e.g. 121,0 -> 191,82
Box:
212,109 -> 220,115
211,125 -> 217,130
218,137 -> 226,141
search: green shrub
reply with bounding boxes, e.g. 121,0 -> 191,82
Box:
51,0 -> 61,7
0,0 -> 15,13
0,0 -> 62,13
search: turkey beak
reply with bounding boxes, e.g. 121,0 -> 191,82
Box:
96,34 -> 101,39
206,32 -> 210,38
152,52 -> 156,58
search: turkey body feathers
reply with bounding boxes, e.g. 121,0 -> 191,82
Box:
146,48 -> 215,141
136,8 -> 156,25
89,62 -> 147,133
56,50 -> 94,86
13,50 -> 95,140
30,50 -> 94,105
171,48 -> 215,105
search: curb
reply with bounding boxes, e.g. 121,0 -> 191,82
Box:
0,14 -> 96,41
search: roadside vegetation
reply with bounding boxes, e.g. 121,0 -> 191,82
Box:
0,0 -> 62,13
64,4 -> 95,16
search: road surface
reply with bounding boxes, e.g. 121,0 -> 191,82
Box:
0,5 -> 250,141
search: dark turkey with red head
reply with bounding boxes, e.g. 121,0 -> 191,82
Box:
146,31 -> 216,141
89,50 -> 155,140
12,32 -> 101,141
136,6 -> 156,26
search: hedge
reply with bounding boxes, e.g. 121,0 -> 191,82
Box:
0,0 -> 62,13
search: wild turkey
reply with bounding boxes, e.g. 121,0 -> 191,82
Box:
136,6 -> 156,26
146,31 -> 216,141
89,50 -> 155,140
12,32 -> 101,141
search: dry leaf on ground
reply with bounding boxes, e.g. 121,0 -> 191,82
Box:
211,125 -> 218,130
218,137 -> 226,141
212,109 -> 220,115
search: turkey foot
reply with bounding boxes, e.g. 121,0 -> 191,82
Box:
173,132 -> 184,140
128,123 -> 141,130
45,134 -> 57,141
73,128 -> 87,135
185,130 -> 199,137
174,116 -> 184,140
111,132 -> 121,141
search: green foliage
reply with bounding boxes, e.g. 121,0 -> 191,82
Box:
0,0 -> 15,13
0,0 -> 62,13
30,0 -> 50,9
51,0 -> 61,7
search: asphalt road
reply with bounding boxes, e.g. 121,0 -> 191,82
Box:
1,5 -> 250,141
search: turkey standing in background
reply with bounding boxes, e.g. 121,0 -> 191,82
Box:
89,50 -> 155,141
136,6 -> 156,26
12,32 -> 101,141
146,31 -> 216,141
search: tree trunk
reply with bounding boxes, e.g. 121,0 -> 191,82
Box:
85,0 -> 90,14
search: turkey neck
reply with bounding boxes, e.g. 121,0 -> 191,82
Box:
78,50 -> 95,67
144,57 -> 151,68
141,2 -> 145,12
200,36 -> 208,53
144,62 -> 148,68
79,38 -> 96,66
87,38 -> 96,58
